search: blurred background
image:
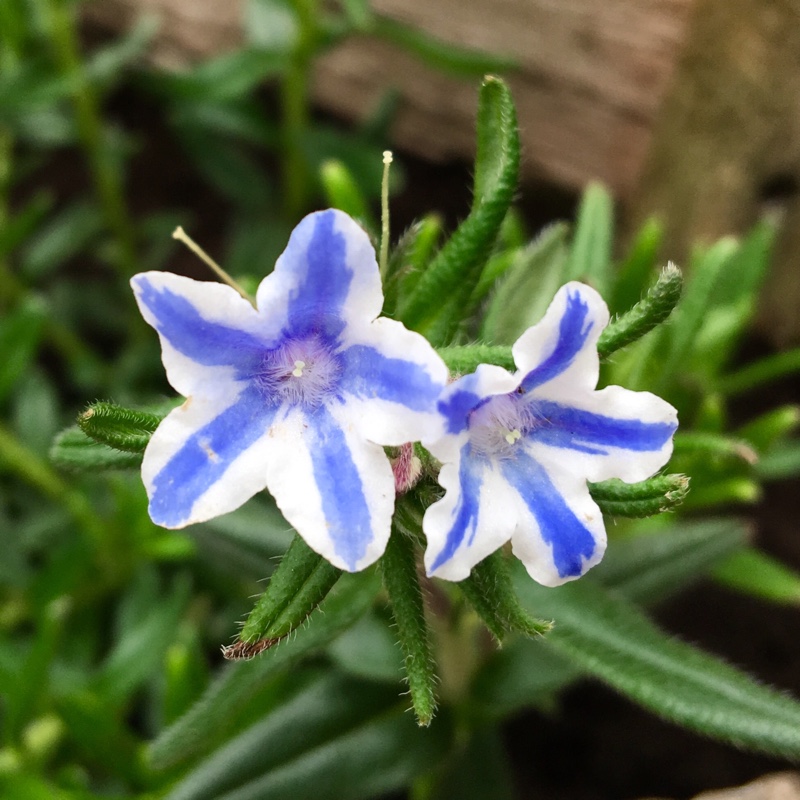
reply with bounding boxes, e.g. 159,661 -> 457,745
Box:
2,0 -> 800,798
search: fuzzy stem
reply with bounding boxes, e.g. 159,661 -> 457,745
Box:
380,526 -> 438,726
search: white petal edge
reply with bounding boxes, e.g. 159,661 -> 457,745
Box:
423,456 -> 519,581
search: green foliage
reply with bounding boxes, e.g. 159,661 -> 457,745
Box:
4,2 -> 800,796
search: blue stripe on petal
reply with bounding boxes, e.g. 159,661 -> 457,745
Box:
520,290 -> 594,392
340,345 -> 442,410
502,453 -> 597,579
530,400 -> 677,453
149,387 -> 278,527
429,447 -> 483,572
306,405 -> 375,570
284,210 -> 352,340
134,277 -> 265,370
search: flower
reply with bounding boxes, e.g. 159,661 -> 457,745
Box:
131,209 -> 448,572
422,282 -> 678,586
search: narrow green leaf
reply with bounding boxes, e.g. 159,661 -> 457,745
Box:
680,477 -> 760,508
380,528 -> 437,725
657,237 -> 738,388
328,610 -> 403,683
0,297 -> 47,404
564,182 -> 613,295
713,547 -> 800,605
373,17 -> 516,78
77,401 -> 163,453
0,191 -> 53,260
165,674 -> 413,800
399,76 -> 519,340
319,159 -> 374,232
595,518 -> 749,604
459,550 -> 551,641
148,569 -> 380,770
96,574 -> 191,704
50,427 -> 142,471
231,535 -> 342,656
480,223 -> 568,345
673,431 -> 758,464
515,567 -> 800,758
597,263 -> 682,359
756,439 -> 800,480
737,405 -> 800,452
610,216 -> 663,316
718,347 -> 800,396
589,473 -> 689,518
20,201 -> 103,280
437,344 -> 515,375
472,519 -> 748,718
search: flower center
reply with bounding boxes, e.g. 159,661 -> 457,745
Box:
468,394 -> 537,458
256,336 -> 340,407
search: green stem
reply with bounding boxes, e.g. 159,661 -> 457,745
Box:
281,0 -> 318,218
43,0 -> 137,275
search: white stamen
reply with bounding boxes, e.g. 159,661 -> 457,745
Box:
292,360 -> 306,377
504,429 -> 522,445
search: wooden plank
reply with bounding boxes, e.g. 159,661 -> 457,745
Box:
84,0 -> 696,195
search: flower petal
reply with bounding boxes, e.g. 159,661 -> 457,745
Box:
503,451 -> 606,587
423,447 -> 519,581
526,386 -> 677,483
513,282 -> 607,396
142,385 -> 279,528
338,317 -> 448,445
263,404 -> 394,572
131,272 -> 267,396
432,363 -> 518,449
256,209 -> 383,341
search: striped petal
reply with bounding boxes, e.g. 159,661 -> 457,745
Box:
526,386 -> 677,483
142,384 -> 279,528
131,272 -> 268,396
256,209 -> 383,342
503,451 -> 606,587
338,317 -> 448,445
424,447 -> 518,581
513,282 -> 607,397
263,403 -> 395,572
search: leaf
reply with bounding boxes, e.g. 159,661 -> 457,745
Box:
480,223 -> 568,345
380,528 -> 438,725
244,0 -> 298,52
515,564 -> 800,759
399,76 -> 519,341
756,439 -> 800,480
564,182 -> 614,295
0,297 -> 47,405
610,216 -> 663,316
594,518 -> 749,604
328,609 -> 403,683
230,535 -> 342,656
718,347 -> 800,396
373,16 -> 516,77
168,674 -> 451,800
20,201 -> 103,280
597,263 -> 683,359
714,547 -> 800,605
49,427 -> 142,471
95,573 -> 191,705
148,569 -> 380,770
657,237 -> 738,390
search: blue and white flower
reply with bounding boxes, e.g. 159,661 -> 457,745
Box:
423,282 -> 678,586
132,209 -> 448,572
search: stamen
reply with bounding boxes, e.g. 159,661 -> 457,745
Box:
292,360 -> 306,377
504,429 -> 522,444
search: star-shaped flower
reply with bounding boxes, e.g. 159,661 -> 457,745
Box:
132,209 -> 448,571
423,282 -> 678,586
